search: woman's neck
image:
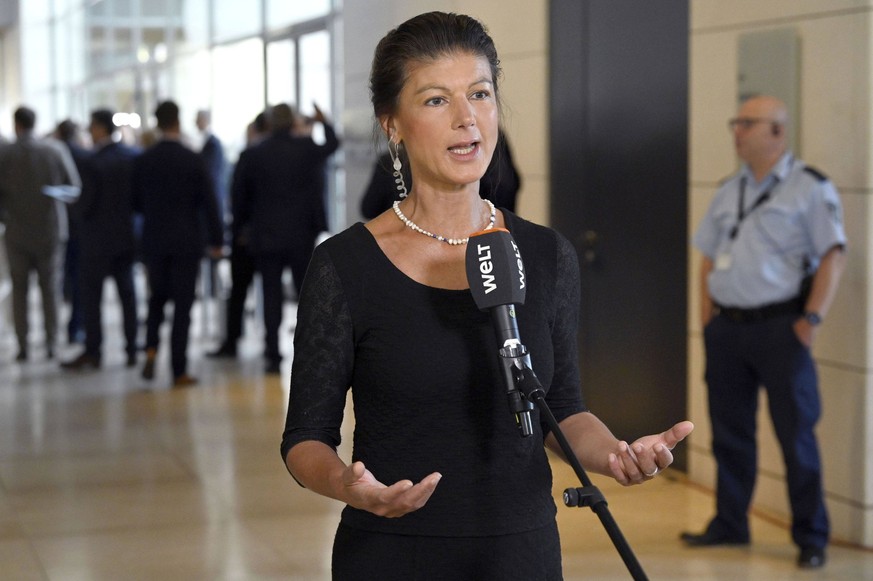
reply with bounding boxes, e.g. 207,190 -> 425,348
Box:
398,188 -> 489,240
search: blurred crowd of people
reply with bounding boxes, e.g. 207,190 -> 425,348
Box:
0,100 -> 340,386
0,97 -> 522,387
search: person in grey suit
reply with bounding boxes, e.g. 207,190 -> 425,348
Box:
0,106 -> 81,361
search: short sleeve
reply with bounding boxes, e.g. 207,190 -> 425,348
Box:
807,180 -> 847,257
692,200 -> 723,259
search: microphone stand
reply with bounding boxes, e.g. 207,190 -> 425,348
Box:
500,347 -> 650,581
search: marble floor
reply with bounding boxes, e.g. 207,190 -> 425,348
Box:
0,295 -> 871,580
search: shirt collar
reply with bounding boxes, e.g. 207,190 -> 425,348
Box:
741,152 -> 794,187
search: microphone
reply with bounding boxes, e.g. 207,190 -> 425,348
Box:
466,228 -> 535,436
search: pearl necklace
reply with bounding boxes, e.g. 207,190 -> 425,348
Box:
392,199 -> 496,245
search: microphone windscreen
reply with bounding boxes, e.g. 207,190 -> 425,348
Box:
466,228 -> 526,310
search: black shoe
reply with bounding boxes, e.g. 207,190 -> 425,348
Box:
680,530 -> 749,547
798,546 -> 826,569
207,343 -> 236,358
15,349 -> 27,362
126,352 -> 137,368
265,359 -> 281,374
46,345 -> 54,360
61,352 -> 101,370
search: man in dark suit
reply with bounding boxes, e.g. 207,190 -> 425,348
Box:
196,109 -> 226,215
208,111 -> 270,358
234,102 -> 339,373
196,109 -> 227,305
61,109 -> 141,370
133,100 -> 223,386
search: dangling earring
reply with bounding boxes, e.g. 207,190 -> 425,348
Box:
388,137 -> 408,199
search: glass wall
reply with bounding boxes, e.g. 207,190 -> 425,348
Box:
266,39 -> 295,108
298,31 -> 330,119
211,38 -> 265,158
267,0 -> 331,30
17,0 -> 337,163
213,0 -> 261,43
12,0 -> 343,228
20,4 -> 53,128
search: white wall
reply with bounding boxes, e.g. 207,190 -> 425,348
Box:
687,0 -> 873,547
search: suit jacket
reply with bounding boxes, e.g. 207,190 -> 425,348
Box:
228,146 -> 254,248
132,139 -> 223,257
76,141 -> 141,257
235,124 -> 339,255
200,133 -> 226,209
0,134 -> 81,254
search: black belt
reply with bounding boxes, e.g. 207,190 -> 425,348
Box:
715,297 -> 803,323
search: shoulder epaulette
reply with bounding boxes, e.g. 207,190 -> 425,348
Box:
803,166 -> 828,182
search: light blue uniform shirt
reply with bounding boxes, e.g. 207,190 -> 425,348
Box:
693,153 -> 847,308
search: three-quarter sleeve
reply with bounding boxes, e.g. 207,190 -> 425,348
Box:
280,244 -> 355,462
541,231 -> 586,432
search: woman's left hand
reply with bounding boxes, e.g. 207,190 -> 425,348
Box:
607,420 -> 694,486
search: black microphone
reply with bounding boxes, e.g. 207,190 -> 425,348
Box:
466,228 -> 535,436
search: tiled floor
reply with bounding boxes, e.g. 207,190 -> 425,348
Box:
0,295 -> 871,580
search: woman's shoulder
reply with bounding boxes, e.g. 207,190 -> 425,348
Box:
318,222 -> 369,249
503,210 -> 573,255
313,223 -> 380,271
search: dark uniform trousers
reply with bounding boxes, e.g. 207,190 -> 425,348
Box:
703,312 -> 829,549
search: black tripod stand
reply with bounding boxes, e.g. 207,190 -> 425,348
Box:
498,342 -> 649,581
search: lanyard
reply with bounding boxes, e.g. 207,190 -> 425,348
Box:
729,176 -> 778,240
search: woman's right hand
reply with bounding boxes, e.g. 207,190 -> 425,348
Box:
341,461 -> 442,518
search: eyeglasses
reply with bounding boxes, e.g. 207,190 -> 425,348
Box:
727,117 -> 778,131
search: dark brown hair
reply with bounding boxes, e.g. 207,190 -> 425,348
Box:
14,106 -> 36,131
369,12 -> 502,120
154,100 -> 179,130
90,109 -> 116,134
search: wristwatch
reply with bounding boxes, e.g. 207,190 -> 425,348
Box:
803,311 -> 823,326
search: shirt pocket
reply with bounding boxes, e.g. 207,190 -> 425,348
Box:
752,204 -> 805,257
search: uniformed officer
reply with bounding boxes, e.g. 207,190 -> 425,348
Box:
681,95 -> 847,570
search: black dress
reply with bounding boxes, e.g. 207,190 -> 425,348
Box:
281,211 -> 585,579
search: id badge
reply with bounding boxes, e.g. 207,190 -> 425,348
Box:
715,253 -> 732,271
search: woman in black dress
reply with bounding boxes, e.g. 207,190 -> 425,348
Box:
282,12 -> 693,580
